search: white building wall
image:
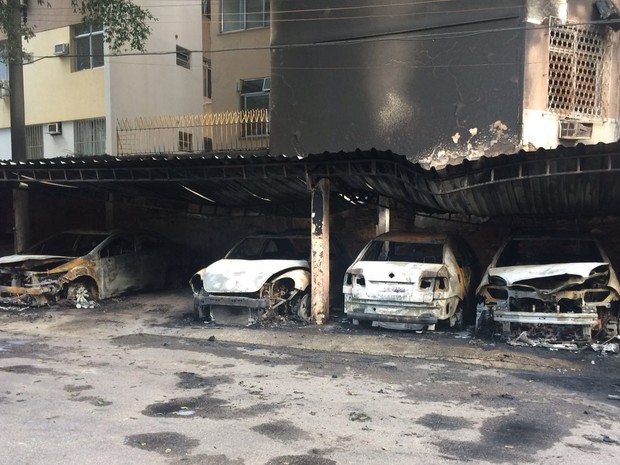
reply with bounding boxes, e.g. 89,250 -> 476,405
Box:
106,0 -> 204,155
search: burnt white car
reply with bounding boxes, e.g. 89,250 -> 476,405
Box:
0,230 -> 181,308
343,232 -> 478,330
190,233 -> 312,324
476,233 -> 620,339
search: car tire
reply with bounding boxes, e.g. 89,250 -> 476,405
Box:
293,292 -> 311,322
67,280 -> 98,309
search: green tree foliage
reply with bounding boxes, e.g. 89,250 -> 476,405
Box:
0,0 -> 155,59
70,0 -> 155,53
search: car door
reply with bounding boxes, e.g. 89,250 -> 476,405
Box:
96,234 -> 141,298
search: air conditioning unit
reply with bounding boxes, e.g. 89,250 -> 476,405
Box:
559,120 -> 593,140
54,43 -> 69,56
47,122 -> 62,136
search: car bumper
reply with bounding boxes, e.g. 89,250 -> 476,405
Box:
195,292 -> 269,309
344,299 -> 445,325
0,285 -> 54,306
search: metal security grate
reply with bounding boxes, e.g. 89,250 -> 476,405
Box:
548,18 -> 607,118
25,125 -> 44,160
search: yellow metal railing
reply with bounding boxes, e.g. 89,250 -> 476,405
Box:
116,109 -> 270,155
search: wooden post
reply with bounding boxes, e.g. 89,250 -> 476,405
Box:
13,186 -> 29,253
311,178 -> 330,325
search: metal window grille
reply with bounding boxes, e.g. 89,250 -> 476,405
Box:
74,118 -> 106,156
25,125 -> 44,160
178,131 -> 193,151
176,46 -> 191,69
203,58 -> 212,98
240,78 -> 270,137
548,18 -> 607,118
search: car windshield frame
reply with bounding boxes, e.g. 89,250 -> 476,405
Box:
225,236 -> 310,261
495,238 -> 604,267
360,240 -> 444,264
26,233 -> 108,257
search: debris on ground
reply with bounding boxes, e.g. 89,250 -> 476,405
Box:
591,336 -> 620,354
507,331 -> 581,351
506,330 -> 620,353
0,305 -> 30,312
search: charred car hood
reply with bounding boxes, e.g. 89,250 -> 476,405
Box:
199,259 -> 309,293
347,261 -> 446,283
485,262 -> 616,289
0,254 -> 75,270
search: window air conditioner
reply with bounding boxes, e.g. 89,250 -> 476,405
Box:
47,122 -> 62,136
558,121 -> 593,140
54,43 -> 70,56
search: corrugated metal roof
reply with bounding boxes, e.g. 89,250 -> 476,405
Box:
2,141 -> 620,218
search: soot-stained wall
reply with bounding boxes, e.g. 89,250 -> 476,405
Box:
270,0 -> 526,165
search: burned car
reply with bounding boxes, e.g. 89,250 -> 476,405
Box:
343,232 -> 478,330
476,233 -> 620,339
190,232 -> 312,324
0,230 -> 181,308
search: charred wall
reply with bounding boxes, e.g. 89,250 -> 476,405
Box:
271,0 -> 527,165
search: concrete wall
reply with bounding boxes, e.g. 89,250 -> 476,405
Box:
270,0 -> 526,164
208,0 -> 271,113
106,0 -> 204,155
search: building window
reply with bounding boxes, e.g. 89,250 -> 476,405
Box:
74,24 -> 104,71
176,46 -> 191,69
548,18 -> 607,118
74,118 -> 106,156
202,0 -> 211,18
178,131 -> 193,151
203,58 -> 212,99
240,77 -> 270,136
0,43 -> 8,82
26,125 -> 44,160
221,0 -> 270,33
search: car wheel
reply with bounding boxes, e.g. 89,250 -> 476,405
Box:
293,292 -> 311,322
67,281 -> 98,309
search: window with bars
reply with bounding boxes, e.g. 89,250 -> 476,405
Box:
176,46 -> 191,69
240,77 -> 270,136
26,125 -> 44,160
74,24 -> 104,71
178,131 -> 193,151
547,19 -> 607,118
74,118 -> 106,156
203,57 -> 212,98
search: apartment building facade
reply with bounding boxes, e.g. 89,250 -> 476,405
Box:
0,0 -> 204,159
270,0 -> 620,165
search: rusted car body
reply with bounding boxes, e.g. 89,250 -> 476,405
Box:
476,234 -> 620,339
190,233 -> 312,324
343,232 -> 478,330
0,230 -> 179,307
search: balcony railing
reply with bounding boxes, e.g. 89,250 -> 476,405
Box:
116,109 -> 269,156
